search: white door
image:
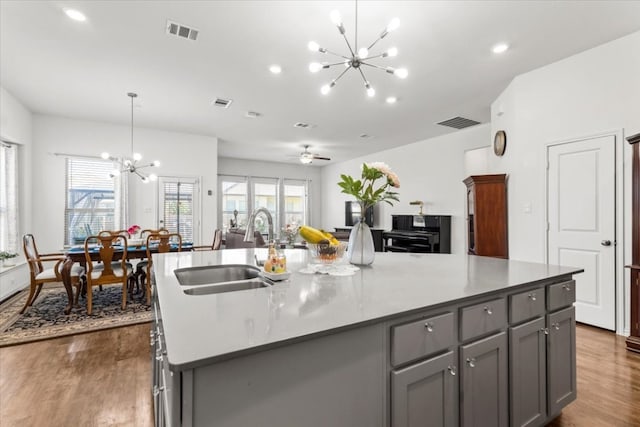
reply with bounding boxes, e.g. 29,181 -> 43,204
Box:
547,135 -> 615,330
158,176 -> 200,243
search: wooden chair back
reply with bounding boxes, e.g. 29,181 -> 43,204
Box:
84,234 -> 129,315
23,234 -> 44,278
143,232 -> 182,304
212,229 -> 223,250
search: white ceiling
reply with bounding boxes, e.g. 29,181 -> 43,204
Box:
2,1 -> 640,165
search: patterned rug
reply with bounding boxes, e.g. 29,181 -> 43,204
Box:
0,284 -> 152,347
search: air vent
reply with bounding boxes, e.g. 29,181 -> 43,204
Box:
166,20 -> 199,41
245,111 -> 261,119
359,133 -> 372,139
436,116 -> 481,129
212,98 -> 232,108
294,122 -> 315,128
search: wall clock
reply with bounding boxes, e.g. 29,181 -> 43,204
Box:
493,130 -> 507,156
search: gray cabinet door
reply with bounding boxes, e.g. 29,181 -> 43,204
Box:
510,317 -> 546,427
460,332 -> 508,427
391,350 -> 458,427
547,306 -> 577,416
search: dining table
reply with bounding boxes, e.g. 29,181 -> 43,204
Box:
60,242 -> 193,314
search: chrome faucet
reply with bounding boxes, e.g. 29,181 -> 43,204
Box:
244,207 -> 274,243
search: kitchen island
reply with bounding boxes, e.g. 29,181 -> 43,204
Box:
152,249 -> 582,427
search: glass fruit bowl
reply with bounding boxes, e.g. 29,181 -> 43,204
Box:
309,241 -> 348,264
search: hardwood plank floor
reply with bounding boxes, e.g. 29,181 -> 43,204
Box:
0,323 -> 638,426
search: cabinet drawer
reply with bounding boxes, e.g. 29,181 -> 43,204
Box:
547,280 -> 576,312
509,287 -> 545,324
392,312 -> 455,366
460,298 -> 507,342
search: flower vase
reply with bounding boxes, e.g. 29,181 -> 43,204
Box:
348,217 -> 375,265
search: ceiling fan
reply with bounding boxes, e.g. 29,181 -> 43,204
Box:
298,145 -> 331,164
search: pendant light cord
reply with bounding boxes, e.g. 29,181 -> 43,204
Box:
355,0 -> 358,51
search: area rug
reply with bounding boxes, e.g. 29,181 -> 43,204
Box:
0,284 -> 152,347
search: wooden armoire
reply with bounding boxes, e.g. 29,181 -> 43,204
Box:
463,174 -> 509,258
627,133 -> 640,353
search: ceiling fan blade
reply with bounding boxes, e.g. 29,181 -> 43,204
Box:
312,155 -> 331,161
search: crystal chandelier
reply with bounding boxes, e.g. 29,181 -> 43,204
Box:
308,0 -> 408,97
101,92 -> 160,183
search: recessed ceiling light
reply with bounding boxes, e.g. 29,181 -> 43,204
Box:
386,96 -> 397,104
492,43 -> 509,54
269,65 -> 282,74
64,9 -> 87,22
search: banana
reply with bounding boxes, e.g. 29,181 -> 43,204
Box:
299,225 -> 339,245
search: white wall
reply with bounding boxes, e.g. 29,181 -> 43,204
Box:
0,86 -> 33,299
320,124 -> 491,255
488,30 -> 640,334
218,157 -> 323,228
31,115 -> 218,252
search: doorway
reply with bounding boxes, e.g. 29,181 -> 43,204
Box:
546,134 -> 616,330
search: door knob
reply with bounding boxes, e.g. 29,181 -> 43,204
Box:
601,240 -> 612,246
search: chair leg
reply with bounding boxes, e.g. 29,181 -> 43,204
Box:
146,274 -> 152,305
31,284 -> 44,307
19,284 -> 37,314
87,285 -> 93,315
122,281 -> 128,310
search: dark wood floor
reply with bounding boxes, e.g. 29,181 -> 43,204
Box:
0,323 -> 638,426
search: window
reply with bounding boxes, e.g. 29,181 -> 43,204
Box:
283,179 -> 307,227
64,158 -> 116,245
218,175 -> 310,236
0,142 -> 18,253
158,177 -> 199,242
220,177 -> 248,231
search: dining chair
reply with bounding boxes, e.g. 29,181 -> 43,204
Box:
224,228 -> 266,249
84,233 -> 130,315
133,228 -> 168,294
21,234 -> 85,314
192,229 -> 223,251
144,232 -> 182,304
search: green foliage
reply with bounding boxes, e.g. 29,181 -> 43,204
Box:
337,163 -> 400,212
0,251 -> 18,260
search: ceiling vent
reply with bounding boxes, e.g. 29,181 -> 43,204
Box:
436,116 -> 481,129
166,20 -> 199,41
293,122 -> 314,129
212,98 -> 232,108
359,133 -> 372,139
245,111 -> 261,119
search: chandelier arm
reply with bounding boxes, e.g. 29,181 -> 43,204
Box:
360,62 -> 387,71
357,67 -> 369,85
324,49 -> 352,60
367,36 -> 384,52
341,33 -> 356,58
134,170 -> 147,180
333,64 -> 353,84
363,52 -> 386,60
325,61 -> 350,68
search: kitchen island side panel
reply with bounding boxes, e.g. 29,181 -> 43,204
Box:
190,323 -> 387,427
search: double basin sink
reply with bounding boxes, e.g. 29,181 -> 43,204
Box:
175,264 -> 273,295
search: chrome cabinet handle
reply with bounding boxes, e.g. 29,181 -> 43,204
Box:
528,292 -> 537,301
153,385 -> 165,397
601,240 -> 612,246
424,322 -> 434,332
540,327 -> 549,335
466,357 -> 476,368
562,284 -> 571,292
553,323 -> 560,330
484,306 -> 493,315
448,365 -> 457,376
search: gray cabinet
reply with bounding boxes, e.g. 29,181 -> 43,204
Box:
547,306 -> 577,416
460,332 -> 509,427
509,317 -> 547,427
391,350 -> 458,427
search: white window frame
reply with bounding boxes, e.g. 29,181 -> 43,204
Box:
0,141 -> 19,253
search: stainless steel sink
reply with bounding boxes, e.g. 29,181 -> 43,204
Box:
183,278 -> 270,295
175,264 -> 261,286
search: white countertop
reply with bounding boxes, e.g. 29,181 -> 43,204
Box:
154,249 -> 582,370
